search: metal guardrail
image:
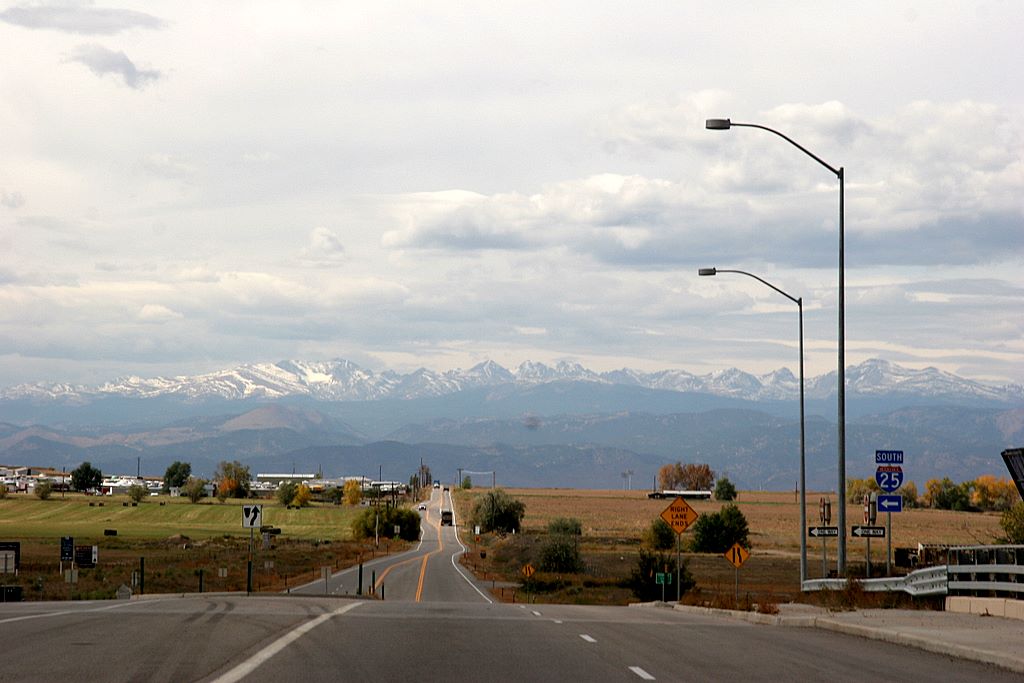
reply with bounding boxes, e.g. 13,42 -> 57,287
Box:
801,545 -> 1024,598
802,565 -> 947,596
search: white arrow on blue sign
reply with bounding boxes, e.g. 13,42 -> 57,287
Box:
877,494 -> 903,513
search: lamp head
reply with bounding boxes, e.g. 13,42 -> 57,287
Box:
698,268 -> 717,276
705,118 -> 731,130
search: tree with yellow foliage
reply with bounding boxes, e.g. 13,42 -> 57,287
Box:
343,479 -> 363,506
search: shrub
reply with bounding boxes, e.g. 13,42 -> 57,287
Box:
714,477 -> 737,501
292,484 -> 312,508
461,476 -> 473,489
182,477 -> 207,503
547,517 -> 582,536
539,535 -> 583,573
846,477 -> 880,503
127,484 -> 147,503
1001,502 -> 1024,543
627,549 -> 694,601
644,518 -> 676,550
342,479 -> 362,505
351,506 -> 420,542
34,481 -> 53,500
276,482 -> 298,506
471,489 -> 525,534
690,504 -> 750,553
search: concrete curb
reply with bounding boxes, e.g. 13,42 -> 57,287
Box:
663,604 -> 1024,675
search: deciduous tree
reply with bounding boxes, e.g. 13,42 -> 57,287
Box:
162,461 -> 192,493
70,461 -> 103,492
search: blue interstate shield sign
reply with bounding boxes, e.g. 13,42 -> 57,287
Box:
875,465 -> 904,492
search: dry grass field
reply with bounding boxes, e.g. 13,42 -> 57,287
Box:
454,487 -> 1006,605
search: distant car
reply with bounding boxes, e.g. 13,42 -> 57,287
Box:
433,483 -> 440,489
418,504 -> 426,510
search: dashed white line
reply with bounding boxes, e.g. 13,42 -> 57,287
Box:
629,666 -> 656,680
531,610 -> 542,617
579,634 -> 597,643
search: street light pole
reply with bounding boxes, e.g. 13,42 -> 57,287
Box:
699,267 -> 807,585
706,118 -> 847,575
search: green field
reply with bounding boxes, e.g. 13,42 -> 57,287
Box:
0,494 -> 361,541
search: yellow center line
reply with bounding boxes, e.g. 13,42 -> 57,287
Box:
414,513 -> 445,602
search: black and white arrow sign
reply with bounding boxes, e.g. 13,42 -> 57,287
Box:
851,525 -> 885,538
242,504 -> 263,529
808,526 -> 839,538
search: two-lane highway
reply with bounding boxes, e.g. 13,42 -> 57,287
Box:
1,491 -> 1018,681
292,487 -> 490,603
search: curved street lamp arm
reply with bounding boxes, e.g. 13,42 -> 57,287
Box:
711,268 -> 801,307
729,122 -> 842,178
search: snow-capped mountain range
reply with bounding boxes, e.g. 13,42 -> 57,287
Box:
2,358 -> 1022,405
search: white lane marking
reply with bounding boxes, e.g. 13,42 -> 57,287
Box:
0,598 -> 153,625
448,495 -> 494,604
579,634 -> 596,643
531,610 -> 542,617
629,666 -> 656,680
554,620 -> 563,624
211,602 -> 360,683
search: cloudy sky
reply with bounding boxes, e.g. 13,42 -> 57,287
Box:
0,1 -> 1021,387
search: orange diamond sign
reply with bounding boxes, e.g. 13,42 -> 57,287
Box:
724,542 -> 750,569
660,497 -> 699,534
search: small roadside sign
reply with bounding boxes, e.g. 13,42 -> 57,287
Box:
851,525 -> 885,538
60,536 -> 74,562
655,572 -> 673,585
808,526 -> 839,538
877,494 -> 903,513
242,505 -> 263,529
661,497 -> 699,534
724,543 -> 750,569
521,563 -> 535,579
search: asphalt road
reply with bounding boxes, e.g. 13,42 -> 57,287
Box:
0,491 -> 1017,681
290,487 -> 491,602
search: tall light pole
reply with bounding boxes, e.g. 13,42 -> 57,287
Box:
705,118 -> 847,575
699,267 -> 807,585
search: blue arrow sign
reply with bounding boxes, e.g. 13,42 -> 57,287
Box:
877,494 -> 903,513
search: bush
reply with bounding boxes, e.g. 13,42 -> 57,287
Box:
690,504 -> 749,553
471,489 -> 525,534
539,535 -> 583,573
714,477 -> 737,501
182,477 -> 207,503
547,517 -> 582,536
846,477 -> 880,503
644,518 -> 676,550
1001,502 -> 1024,543
127,484 -> 147,503
276,482 -> 298,506
627,549 -> 694,602
351,506 -> 421,542
34,481 -> 53,500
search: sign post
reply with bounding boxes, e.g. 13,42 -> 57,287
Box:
661,498 -> 699,602
242,505 -> 263,594
723,543 -> 750,604
817,497 -> 832,577
875,450 -> 904,576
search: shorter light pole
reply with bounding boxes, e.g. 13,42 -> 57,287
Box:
699,266 -> 807,585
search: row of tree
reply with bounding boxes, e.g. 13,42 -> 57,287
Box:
846,475 -> 1020,512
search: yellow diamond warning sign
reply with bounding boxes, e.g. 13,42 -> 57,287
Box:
660,497 -> 699,534
724,542 -> 750,569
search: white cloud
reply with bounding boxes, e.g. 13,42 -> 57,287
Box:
66,44 -> 161,89
137,303 -> 182,322
0,3 -> 165,35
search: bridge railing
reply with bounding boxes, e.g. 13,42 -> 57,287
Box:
801,545 -> 1024,598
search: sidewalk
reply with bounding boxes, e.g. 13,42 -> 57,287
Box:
669,601 -> 1024,675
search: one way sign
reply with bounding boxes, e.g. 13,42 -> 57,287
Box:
242,505 -> 263,529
